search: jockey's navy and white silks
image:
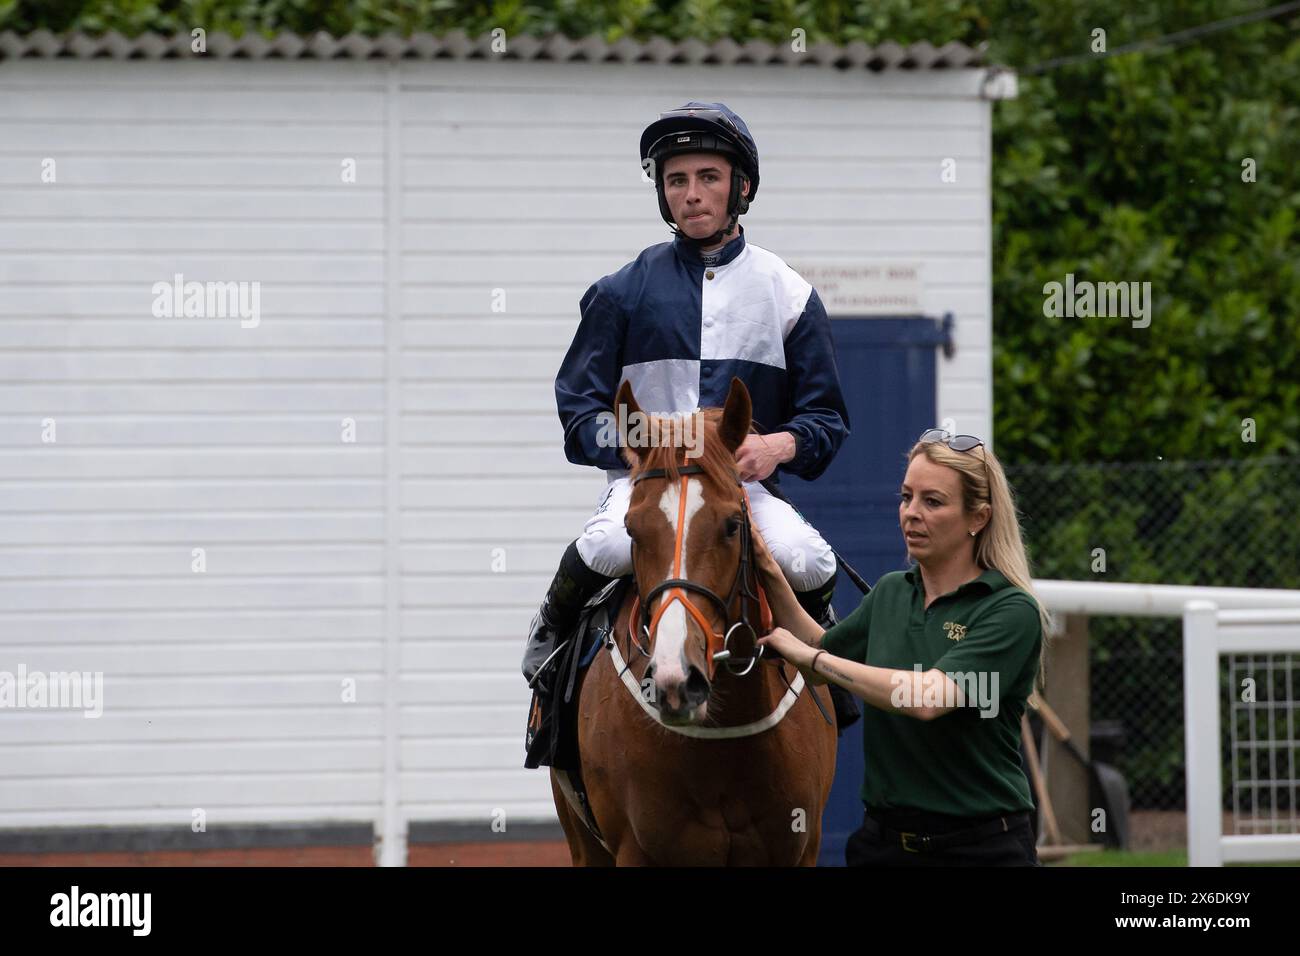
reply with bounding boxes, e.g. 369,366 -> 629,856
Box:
554,224 -> 848,589
555,224 -> 850,482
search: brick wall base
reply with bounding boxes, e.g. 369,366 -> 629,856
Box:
0,845 -> 374,867
409,840 -> 572,866
0,823 -> 573,866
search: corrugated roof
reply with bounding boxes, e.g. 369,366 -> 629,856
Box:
0,29 -> 986,70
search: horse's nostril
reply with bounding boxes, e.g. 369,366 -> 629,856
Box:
684,666 -> 710,706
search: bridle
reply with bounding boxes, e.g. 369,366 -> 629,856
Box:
625,453 -> 771,680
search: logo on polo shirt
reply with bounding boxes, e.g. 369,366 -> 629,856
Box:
943,621 -> 967,641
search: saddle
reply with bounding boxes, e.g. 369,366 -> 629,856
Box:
524,576 -> 632,772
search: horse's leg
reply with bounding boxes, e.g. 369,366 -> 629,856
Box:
548,770 -> 583,866
796,831 -> 823,867
549,770 -> 614,867
614,840 -> 653,867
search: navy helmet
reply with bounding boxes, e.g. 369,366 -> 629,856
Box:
639,102 -> 759,244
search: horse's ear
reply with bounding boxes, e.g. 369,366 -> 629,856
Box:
718,377 -> 752,454
614,379 -> 643,467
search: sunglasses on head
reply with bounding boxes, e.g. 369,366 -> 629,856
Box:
918,428 -> 984,453
917,428 -> 991,490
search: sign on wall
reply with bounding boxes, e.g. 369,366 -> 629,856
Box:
788,262 -> 923,316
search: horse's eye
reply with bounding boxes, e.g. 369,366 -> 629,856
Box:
725,516 -> 742,537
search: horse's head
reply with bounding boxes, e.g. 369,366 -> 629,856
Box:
616,376 -> 762,725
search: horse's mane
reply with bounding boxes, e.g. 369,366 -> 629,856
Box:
625,407 -> 745,491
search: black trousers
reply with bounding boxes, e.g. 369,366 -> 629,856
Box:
845,806 -> 1040,867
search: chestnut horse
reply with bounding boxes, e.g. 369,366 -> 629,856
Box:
549,377 -> 837,866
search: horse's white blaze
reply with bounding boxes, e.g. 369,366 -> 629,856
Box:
652,478 -> 705,685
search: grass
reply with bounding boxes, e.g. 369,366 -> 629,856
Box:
1051,849 -> 1297,866
1051,849 -> 1188,866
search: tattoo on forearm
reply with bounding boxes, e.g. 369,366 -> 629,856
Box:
820,662 -> 853,688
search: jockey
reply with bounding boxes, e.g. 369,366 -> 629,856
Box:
522,102 -> 851,693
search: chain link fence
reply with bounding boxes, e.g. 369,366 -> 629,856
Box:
1005,457 -> 1300,839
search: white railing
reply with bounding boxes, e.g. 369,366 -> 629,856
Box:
1030,580 -> 1300,867
1034,580 -> 1300,617
1183,603 -> 1300,866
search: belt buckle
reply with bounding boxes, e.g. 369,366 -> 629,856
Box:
899,830 -> 925,853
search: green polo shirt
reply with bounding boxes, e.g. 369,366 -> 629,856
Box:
821,566 -> 1042,818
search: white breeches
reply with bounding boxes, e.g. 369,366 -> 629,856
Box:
574,471 -> 836,591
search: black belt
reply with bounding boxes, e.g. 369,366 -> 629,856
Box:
862,810 -> 1027,853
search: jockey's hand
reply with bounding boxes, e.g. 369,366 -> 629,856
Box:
734,432 -> 795,483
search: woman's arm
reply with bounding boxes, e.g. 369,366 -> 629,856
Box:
759,628 -> 965,721
810,653 -> 964,721
751,525 -> 825,646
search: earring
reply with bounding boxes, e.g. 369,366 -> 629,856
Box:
969,530 -> 977,537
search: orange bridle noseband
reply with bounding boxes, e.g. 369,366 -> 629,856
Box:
626,455 -> 772,680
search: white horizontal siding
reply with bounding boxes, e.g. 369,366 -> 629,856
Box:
933,98 -> 993,444
0,289 -> 381,315
0,188 -> 383,219
0,707 -> 382,743
403,157 -> 989,191
0,514 -> 384,543
0,60 -> 389,835
0,545 -> 383,575
1,609 -> 382,640
402,190 -> 988,221
0,56 -> 997,847
0,321 -> 385,347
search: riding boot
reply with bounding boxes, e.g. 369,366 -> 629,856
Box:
794,570 -> 839,629
522,540 -> 617,695
794,568 -> 862,735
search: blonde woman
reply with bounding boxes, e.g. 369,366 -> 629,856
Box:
757,429 -> 1050,866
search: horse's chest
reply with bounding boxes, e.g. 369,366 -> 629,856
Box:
695,793 -> 758,833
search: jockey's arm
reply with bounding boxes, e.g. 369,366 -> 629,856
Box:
556,281 -> 629,471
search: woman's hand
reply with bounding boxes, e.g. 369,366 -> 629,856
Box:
757,627 -> 816,668
758,627 -> 830,686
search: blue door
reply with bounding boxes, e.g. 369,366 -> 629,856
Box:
778,314 -> 952,866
